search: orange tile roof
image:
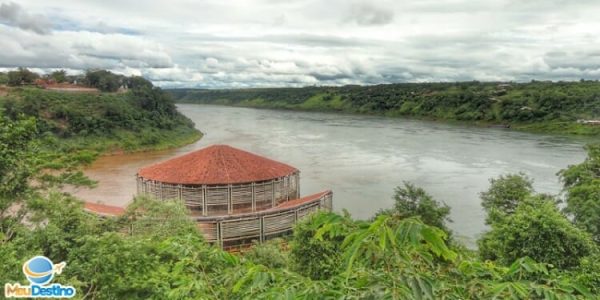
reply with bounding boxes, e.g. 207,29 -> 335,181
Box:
138,145 -> 298,185
84,202 -> 125,217
274,190 -> 331,209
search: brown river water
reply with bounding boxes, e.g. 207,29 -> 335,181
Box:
75,104 -> 596,244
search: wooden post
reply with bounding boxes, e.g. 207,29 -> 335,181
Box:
295,172 -> 300,199
271,181 -> 276,208
285,176 -> 289,201
259,216 -> 264,243
228,184 -> 233,214
159,182 -> 163,200
251,182 -> 256,212
217,222 -> 222,248
202,185 -> 207,216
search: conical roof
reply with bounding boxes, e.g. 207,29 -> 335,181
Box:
138,145 -> 298,185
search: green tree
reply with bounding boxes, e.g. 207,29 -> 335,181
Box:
85,70 -> 122,92
0,113 -> 38,243
49,70 -> 67,83
478,197 -> 596,269
126,76 -> 153,90
377,182 -> 452,233
560,144 -> 600,243
0,72 -> 8,85
480,173 -> 534,223
7,67 -> 39,86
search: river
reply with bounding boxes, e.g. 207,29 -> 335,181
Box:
76,104 -> 594,244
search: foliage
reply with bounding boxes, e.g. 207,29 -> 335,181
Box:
0,74 -> 200,153
169,81 -> 600,135
1,86 -> 599,298
480,173 -> 534,223
49,70 -> 67,83
242,238 -> 290,269
572,253 -> 600,295
0,72 -> 8,84
85,69 -> 123,92
560,144 -> 600,243
478,196 -> 597,269
290,212 -> 353,279
7,67 -> 39,86
376,181 -> 452,233
123,196 -> 200,238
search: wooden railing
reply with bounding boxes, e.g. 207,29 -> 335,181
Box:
195,190 -> 332,248
137,172 -> 301,216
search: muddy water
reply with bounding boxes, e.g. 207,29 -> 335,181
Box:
76,104 -> 594,244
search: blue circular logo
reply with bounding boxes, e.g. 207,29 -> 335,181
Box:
23,256 -> 55,285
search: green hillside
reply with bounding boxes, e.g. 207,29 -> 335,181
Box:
0,86 -> 201,155
169,81 -> 600,135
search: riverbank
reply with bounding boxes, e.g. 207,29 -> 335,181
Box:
180,99 -> 600,136
0,87 -> 203,157
169,81 -> 600,137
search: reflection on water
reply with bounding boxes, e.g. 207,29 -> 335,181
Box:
75,104 -> 594,245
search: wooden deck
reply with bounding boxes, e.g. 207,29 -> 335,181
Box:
83,190 -> 333,248
195,190 -> 332,248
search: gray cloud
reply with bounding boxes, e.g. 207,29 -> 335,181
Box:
2,0 -> 600,87
343,2 -> 394,26
0,2 -> 51,34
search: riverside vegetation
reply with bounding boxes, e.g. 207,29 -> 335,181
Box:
1,70 -> 599,299
0,69 -> 201,156
169,81 -> 600,136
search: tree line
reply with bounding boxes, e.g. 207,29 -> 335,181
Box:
0,68 -> 154,93
169,81 -> 600,135
0,70 -> 200,153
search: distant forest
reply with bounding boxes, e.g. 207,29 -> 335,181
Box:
168,81 -> 600,135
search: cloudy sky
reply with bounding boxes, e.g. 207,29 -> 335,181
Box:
1,0 -> 600,88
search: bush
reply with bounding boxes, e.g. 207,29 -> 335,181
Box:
480,173 -> 533,223
243,239 -> 290,269
289,212 -> 353,280
376,182 -> 452,233
7,67 -> 38,86
560,144 -> 600,243
478,197 -> 596,269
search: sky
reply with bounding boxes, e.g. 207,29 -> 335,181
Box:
1,0 -> 600,88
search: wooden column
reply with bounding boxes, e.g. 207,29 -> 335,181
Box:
217,222 -> 222,248
285,176 -> 289,201
159,182 -> 163,200
296,172 -> 301,199
202,185 -> 207,216
251,182 -> 256,212
271,181 -> 276,208
259,216 -> 264,243
228,184 -> 233,214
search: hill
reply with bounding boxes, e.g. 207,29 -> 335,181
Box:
0,85 -> 201,154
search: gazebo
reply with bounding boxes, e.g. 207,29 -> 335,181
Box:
136,145 -> 332,247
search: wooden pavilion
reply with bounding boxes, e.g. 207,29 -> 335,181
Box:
136,144 -> 333,247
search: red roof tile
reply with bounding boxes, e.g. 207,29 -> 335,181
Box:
138,145 -> 298,185
84,202 -> 125,217
274,190 -> 331,209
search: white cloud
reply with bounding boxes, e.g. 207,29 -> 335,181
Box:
0,2 -> 51,34
2,0 -> 600,87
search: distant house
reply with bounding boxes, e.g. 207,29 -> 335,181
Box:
35,79 -> 99,93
